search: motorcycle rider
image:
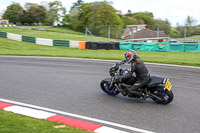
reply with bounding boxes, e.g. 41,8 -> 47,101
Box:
116,50 -> 150,96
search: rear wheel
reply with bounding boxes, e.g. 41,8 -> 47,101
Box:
151,88 -> 174,104
100,79 -> 119,96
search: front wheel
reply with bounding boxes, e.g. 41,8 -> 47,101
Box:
151,89 -> 174,104
100,78 -> 119,96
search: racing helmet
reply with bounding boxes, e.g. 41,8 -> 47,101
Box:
124,50 -> 137,63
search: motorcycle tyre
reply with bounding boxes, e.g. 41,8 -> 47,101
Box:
100,79 -> 120,96
151,87 -> 174,105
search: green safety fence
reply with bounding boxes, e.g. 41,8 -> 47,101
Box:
199,43 -> 200,52
143,42 -> 156,51
120,42 -> 157,51
155,44 -> 169,51
53,40 -> 69,47
22,36 -> 36,43
184,43 -> 200,52
0,31 -> 7,38
119,42 -> 133,50
132,42 -> 144,51
120,42 -> 200,52
169,43 -> 184,52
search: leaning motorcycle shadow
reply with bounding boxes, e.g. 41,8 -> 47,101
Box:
98,92 -> 160,105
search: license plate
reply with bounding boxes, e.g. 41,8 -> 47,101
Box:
165,80 -> 172,91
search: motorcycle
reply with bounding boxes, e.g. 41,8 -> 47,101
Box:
100,62 -> 174,104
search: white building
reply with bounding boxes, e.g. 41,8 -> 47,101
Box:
0,19 -> 9,24
121,25 -> 146,39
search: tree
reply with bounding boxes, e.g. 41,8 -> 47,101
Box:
68,1 -> 123,38
185,16 -> 196,26
155,19 -> 171,35
170,29 -> 180,38
68,3 -> 92,31
132,11 -> 155,25
72,0 -> 84,8
46,0 -> 66,26
64,0 -> 84,27
90,2 -> 123,26
121,16 -> 135,26
24,3 -> 47,25
2,3 -> 24,24
90,2 -> 123,38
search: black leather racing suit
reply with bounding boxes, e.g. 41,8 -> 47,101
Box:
129,56 -> 150,93
118,56 -> 150,94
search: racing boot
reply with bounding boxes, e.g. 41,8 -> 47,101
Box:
128,85 -> 144,97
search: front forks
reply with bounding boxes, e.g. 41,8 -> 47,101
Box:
109,77 -> 114,89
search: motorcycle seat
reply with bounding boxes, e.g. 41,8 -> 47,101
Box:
147,76 -> 166,87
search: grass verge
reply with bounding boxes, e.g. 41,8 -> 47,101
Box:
0,37 -> 200,67
0,110 -> 91,133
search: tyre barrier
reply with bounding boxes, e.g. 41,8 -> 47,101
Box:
7,33 -> 22,41
86,42 -> 119,50
36,38 -> 53,46
78,42 -> 86,49
22,36 -> 36,43
53,40 -> 69,47
0,31 -> 86,48
69,41 -> 79,48
0,31 -> 7,38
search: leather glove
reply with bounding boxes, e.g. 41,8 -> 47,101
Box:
121,59 -> 126,64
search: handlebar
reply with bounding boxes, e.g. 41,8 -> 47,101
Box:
117,60 -> 126,66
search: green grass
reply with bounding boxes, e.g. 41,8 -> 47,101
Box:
0,110 -> 91,133
188,35 -> 200,41
16,26 -> 48,28
0,37 -> 200,67
16,26 -> 85,35
0,27 -> 110,42
45,27 -> 85,35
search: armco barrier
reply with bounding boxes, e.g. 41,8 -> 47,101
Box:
86,42 -> 119,50
7,33 -> 22,41
53,40 -> 69,47
36,38 -> 53,46
0,31 -> 7,38
22,36 -> 36,43
184,43 -> 200,52
169,43 -> 184,52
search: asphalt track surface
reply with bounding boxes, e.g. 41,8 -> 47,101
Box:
0,56 -> 200,133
